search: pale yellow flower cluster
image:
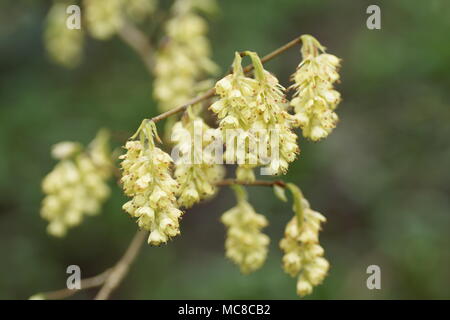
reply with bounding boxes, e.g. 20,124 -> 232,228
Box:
221,186 -> 269,274
41,130 -> 112,237
280,194 -> 329,297
120,121 -> 183,245
125,0 -> 157,23
44,2 -> 84,68
290,35 -> 341,141
45,0 -> 156,67
211,52 -> 299,181
154,0 -> 218,112
171,107 -> 225,208
84,0 -> 124,40
84,0 -> 156,40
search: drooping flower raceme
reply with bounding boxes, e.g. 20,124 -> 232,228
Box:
84,0 -> 124,40
44,0 -> 157,67
211,52 -> 299,181
171,107 -> 225,208
125,0 -> 157,23
41,130 -> 112,237
154,0 -> 218,112
221,185 -> 270,274
120,120 -> 183,245
84,0 -> 156,40
280,184 -> 329,297
44,2 -> 84,68
290,35 -> 341,141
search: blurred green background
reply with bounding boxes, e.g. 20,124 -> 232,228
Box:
1,0 -> 449,299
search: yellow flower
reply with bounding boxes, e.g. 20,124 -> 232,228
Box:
154,0 -> 218,112
172,107 -> 225,208
280,184 -> 329,297
221,185 -> 270,274
84,0 -> 123,40
44,2 -> 84,68
51,141 -> 82,160
290,35 -> 342,141
41,130 -> 112,237
120,120 -> 183,245
211,52 -> 299,179
125,0 -> 157,23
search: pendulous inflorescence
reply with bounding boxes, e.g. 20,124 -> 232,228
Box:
84,0 -> 156,39
211,52 -> 299,182
125,0 -> 158,23
84,0 -> 124,40
44,0 -> 157,67
290,35 -> 342,141
41,130 -> 112,237
221,185 -> 270,274
171,106 -> 225,208
280,184 -> 329,297
120,120 -> 183,245
44,2 -> 84,68
154,0 -> 218,113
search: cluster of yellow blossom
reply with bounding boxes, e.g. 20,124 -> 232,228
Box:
120,121 -> 183,245
41,130 -> 112,237
45,0 -> 157,67
154,0 -> 218,112
125,0 -> 158,23
280,184 -> 329,297
211,52 -> 299,181
290,35 -> 341,141
221,186 -> 269,274
171,107 -> 225,208
84,0 -> 124,40
44,2 -> 84,68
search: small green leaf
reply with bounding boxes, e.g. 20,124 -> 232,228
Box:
273,185 -> 287,202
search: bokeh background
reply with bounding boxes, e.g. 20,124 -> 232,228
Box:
1,0 -> 449,299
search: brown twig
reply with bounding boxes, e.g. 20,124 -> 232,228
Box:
150,88 -> 216,123
216,179 -> 287,188
94,230 -> 148,300
32,269 -> 111,300
242,36 -> 302,73
32,231 -> 147,300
